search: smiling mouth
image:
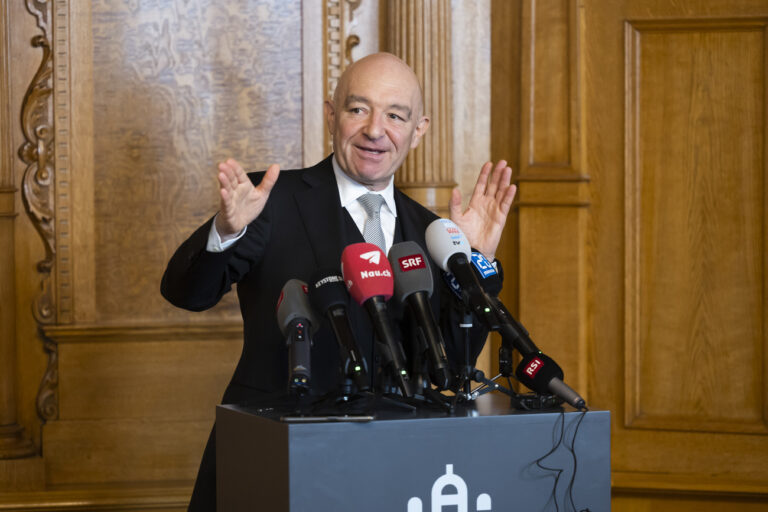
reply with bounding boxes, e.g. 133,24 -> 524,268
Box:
356,145 -> 387,155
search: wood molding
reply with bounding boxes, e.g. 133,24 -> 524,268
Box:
42,322 -> 244,344
612,470 -> 768,498
0,483 -> 191,511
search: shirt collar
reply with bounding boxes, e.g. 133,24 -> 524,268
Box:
331,155 -> 397,216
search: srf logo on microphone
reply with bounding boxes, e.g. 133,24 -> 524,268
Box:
398,254 -> 426,272
524,357 -> 544,378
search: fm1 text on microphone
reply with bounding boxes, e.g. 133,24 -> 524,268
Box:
341,242 -> 412,397
388,241 -> 452,390
308,269 -> 370,392
276,279 -> 320,395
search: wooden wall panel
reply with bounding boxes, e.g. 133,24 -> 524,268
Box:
580,0 -> 768,505
51,329 -> 241,421
494,0 -> 768,508
514,0 -> 590,402
625,20 -> 767,434
43,419 -> 211,485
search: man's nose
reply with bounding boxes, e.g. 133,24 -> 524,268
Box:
363,114 -> 384,140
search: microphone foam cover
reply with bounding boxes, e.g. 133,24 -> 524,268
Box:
276,279 -> 320,336
515,353 -> 564,394
470,252 -> 502,297
341,243 -> 394,304
308,269 -> 349,313
388,241 -> 433,301
425,218 -> 471,272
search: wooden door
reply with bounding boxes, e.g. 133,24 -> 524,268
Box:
494,0 -> 768,509
586,0 -> 768,508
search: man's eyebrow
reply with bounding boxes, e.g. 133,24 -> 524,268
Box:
344,95 -> 412,120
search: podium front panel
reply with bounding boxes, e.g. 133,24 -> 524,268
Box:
217,395 -> 610,511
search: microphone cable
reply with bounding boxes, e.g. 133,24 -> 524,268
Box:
533,409 -> 592,512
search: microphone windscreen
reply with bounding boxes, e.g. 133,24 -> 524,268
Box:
515,353 -> 564,394
425,218 -> 471,272
341,243 -> 394,304
308,269 -> 349,313
470,252 -> 502,297
388,241 -> 433,301
276,279 -> 320,336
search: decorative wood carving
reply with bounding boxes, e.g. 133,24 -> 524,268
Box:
18,32 -> 54,325
324,0 -> 364,154
36,336 -> 58,422
19,0 -> 59,423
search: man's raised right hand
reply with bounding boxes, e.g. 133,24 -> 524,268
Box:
214,158 -> 281,238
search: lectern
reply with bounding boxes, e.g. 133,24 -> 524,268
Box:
217,394 -> 610,511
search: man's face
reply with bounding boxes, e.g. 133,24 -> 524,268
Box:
325,56 -> 429,191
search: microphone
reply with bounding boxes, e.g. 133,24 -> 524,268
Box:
388,241 -> 452,390
308,269 -> 370,392
341,243 -> 411,397
467,251 -> 538,375
515,353 -> 586,410
276,279 -> 319,395
468,249 -> 587,409
425,219 -> 500,330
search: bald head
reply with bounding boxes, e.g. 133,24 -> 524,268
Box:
333,52 -> 425,120
324,52 -> 430,191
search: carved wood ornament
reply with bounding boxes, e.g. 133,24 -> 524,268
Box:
19,0 -> 58,422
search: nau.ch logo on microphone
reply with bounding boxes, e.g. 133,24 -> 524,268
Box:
407,464 -> 492,512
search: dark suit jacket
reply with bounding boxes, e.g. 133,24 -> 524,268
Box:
161,155 -> 491,401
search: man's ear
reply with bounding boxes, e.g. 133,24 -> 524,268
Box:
410,116 -> 430,149
323,100 -> 336,135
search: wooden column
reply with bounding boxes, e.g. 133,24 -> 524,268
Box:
0,0 -> 34,458
384,0 -> 455,216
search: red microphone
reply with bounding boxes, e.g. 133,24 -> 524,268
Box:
341,243 -> 411,396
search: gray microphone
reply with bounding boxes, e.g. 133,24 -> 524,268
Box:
276,279 -> 320,395
388,241 -> 452,390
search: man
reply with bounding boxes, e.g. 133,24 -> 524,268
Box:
161,52 -> 516,510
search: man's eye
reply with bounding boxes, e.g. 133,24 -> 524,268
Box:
388,113 -> 404,121
350,107 -> 364,114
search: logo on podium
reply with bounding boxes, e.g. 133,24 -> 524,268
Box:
407,464 -> 492,512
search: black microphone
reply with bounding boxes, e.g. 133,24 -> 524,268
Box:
276,279 -> 319,395
308,269 -> 370,392
468,250 -> 587,409
342,243 -> 412,397
467,251 -> 538,375
515,353 -> 586,410
388,241 -> 452,390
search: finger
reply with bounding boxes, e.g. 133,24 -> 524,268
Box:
499,183 -> 517,216
257,163 -> 281,194
471,162 -> 493,201
229,159 -> 250,185
448,187 -> 463,220
494,165 -> 513,202
485,160 -> 507,199
217,165 -> 236,195
218,160 -> 239,190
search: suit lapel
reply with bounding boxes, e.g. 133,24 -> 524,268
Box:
294,157 -> 350,270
